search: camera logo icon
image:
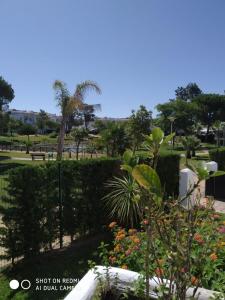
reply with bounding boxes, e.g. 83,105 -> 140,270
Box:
9,279 -> 31,290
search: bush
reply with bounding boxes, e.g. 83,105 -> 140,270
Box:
0,158 -> 120,262
209,147 -> 225,170
48,132 -> 58,138
0,166 -> 49,262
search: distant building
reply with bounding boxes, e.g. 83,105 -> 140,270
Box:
8,109 -> 60,125
96,117 -> 128,123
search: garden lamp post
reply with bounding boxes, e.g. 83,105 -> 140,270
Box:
168,116 -> 176,149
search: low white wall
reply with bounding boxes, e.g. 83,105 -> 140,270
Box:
179,161 -> 218,208
64,266 -> 222,300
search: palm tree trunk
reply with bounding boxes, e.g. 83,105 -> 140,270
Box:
57,119 -> 66,160
76,141 -> 80,160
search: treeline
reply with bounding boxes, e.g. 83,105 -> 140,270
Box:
156,82 -> 225,137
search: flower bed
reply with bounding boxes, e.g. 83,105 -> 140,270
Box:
104,211 -> 225,295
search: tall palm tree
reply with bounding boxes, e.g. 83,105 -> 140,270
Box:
53,80 -> 101,160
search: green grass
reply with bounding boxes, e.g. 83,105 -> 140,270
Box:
0,135 -> 57,144
0,134 -> 74,145
0,234 -> 108,300
0,151 -> 32,159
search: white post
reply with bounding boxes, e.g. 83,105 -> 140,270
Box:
205,161 -> 218,173
179,168 -> 201,208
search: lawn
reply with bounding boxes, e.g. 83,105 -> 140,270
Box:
0,134 -> 74,145
0,234 -> 108,300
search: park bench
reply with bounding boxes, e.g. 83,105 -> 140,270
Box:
30,153 -> 46,161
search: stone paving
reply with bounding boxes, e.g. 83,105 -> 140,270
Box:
200,198 -> 225,213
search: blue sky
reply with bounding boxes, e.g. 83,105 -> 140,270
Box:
1,0 -> 225,117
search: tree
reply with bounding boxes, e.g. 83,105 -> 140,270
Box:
99,121 -> 130,157
192,94 -> 225,134
156,99 -> 195,135
46,119 -> 60,133
18,124 -> 37,153
71,128 -> 88,160
127,105 -> 152,152
36,110 -> 50,134
0,111 -> 10,135
81,103 -> 101,130
53,80 -> 101,160
213,120 -> 223,147
181,135 -> 201,162
0,76 -> 15,111
175,82 -> 202,101
7,118 -> 22,136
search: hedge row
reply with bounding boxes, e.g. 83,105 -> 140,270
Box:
209,147 -> 225,170
0,159 -> 120,262
0,153 -> 180,262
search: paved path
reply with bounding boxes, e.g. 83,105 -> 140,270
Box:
200,198 -> 225,213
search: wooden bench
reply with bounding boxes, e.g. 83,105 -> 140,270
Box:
30,153 -> 46,161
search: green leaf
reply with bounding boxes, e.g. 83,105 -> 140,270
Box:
162,133 -> 175,145
121,164 -> 133,174
123,150 -> 133,165
151,127 -> 164,144
210,170 -> 225,177
132,164 -> 161,195
196,167 -> 209,180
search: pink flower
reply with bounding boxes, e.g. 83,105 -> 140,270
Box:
125,249 -> 132,256
217,226 -> 225,234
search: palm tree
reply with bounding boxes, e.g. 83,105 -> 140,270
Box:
103,175 -> 142,227
181,135 -> 201,163
53,80 -> 101,160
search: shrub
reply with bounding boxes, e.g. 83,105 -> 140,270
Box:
0,166 -> 49,262
0,158 -> 120,262
209,147 -> 225,170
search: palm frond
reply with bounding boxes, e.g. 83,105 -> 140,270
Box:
74,80 -> 101,101
103,175 -> 142,227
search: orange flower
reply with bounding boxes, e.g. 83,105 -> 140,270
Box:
109,222 -> 117,229
121,264 -> 128,269
117,229 -> 126,235
114,244 -> 122,252
209,253 -> 218,261
191,276 -> 198,285
193,233 -> 204,244
155,268 -> 164,277
115,233 -> 126,241
133,237 -> 140,244
156,259 -> 164,266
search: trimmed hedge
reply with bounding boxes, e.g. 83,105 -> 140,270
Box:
157,152 -> 180,197
0,158 -> 120,262
0,153 -> 179,262
209,147 -> 225,170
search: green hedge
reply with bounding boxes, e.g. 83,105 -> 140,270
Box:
0,158 -> 120,262
157,153 -> 180,197
0,153 -> 179,262
209,147 -> 225,170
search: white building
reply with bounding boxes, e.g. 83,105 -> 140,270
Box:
8,109 -> 60,125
